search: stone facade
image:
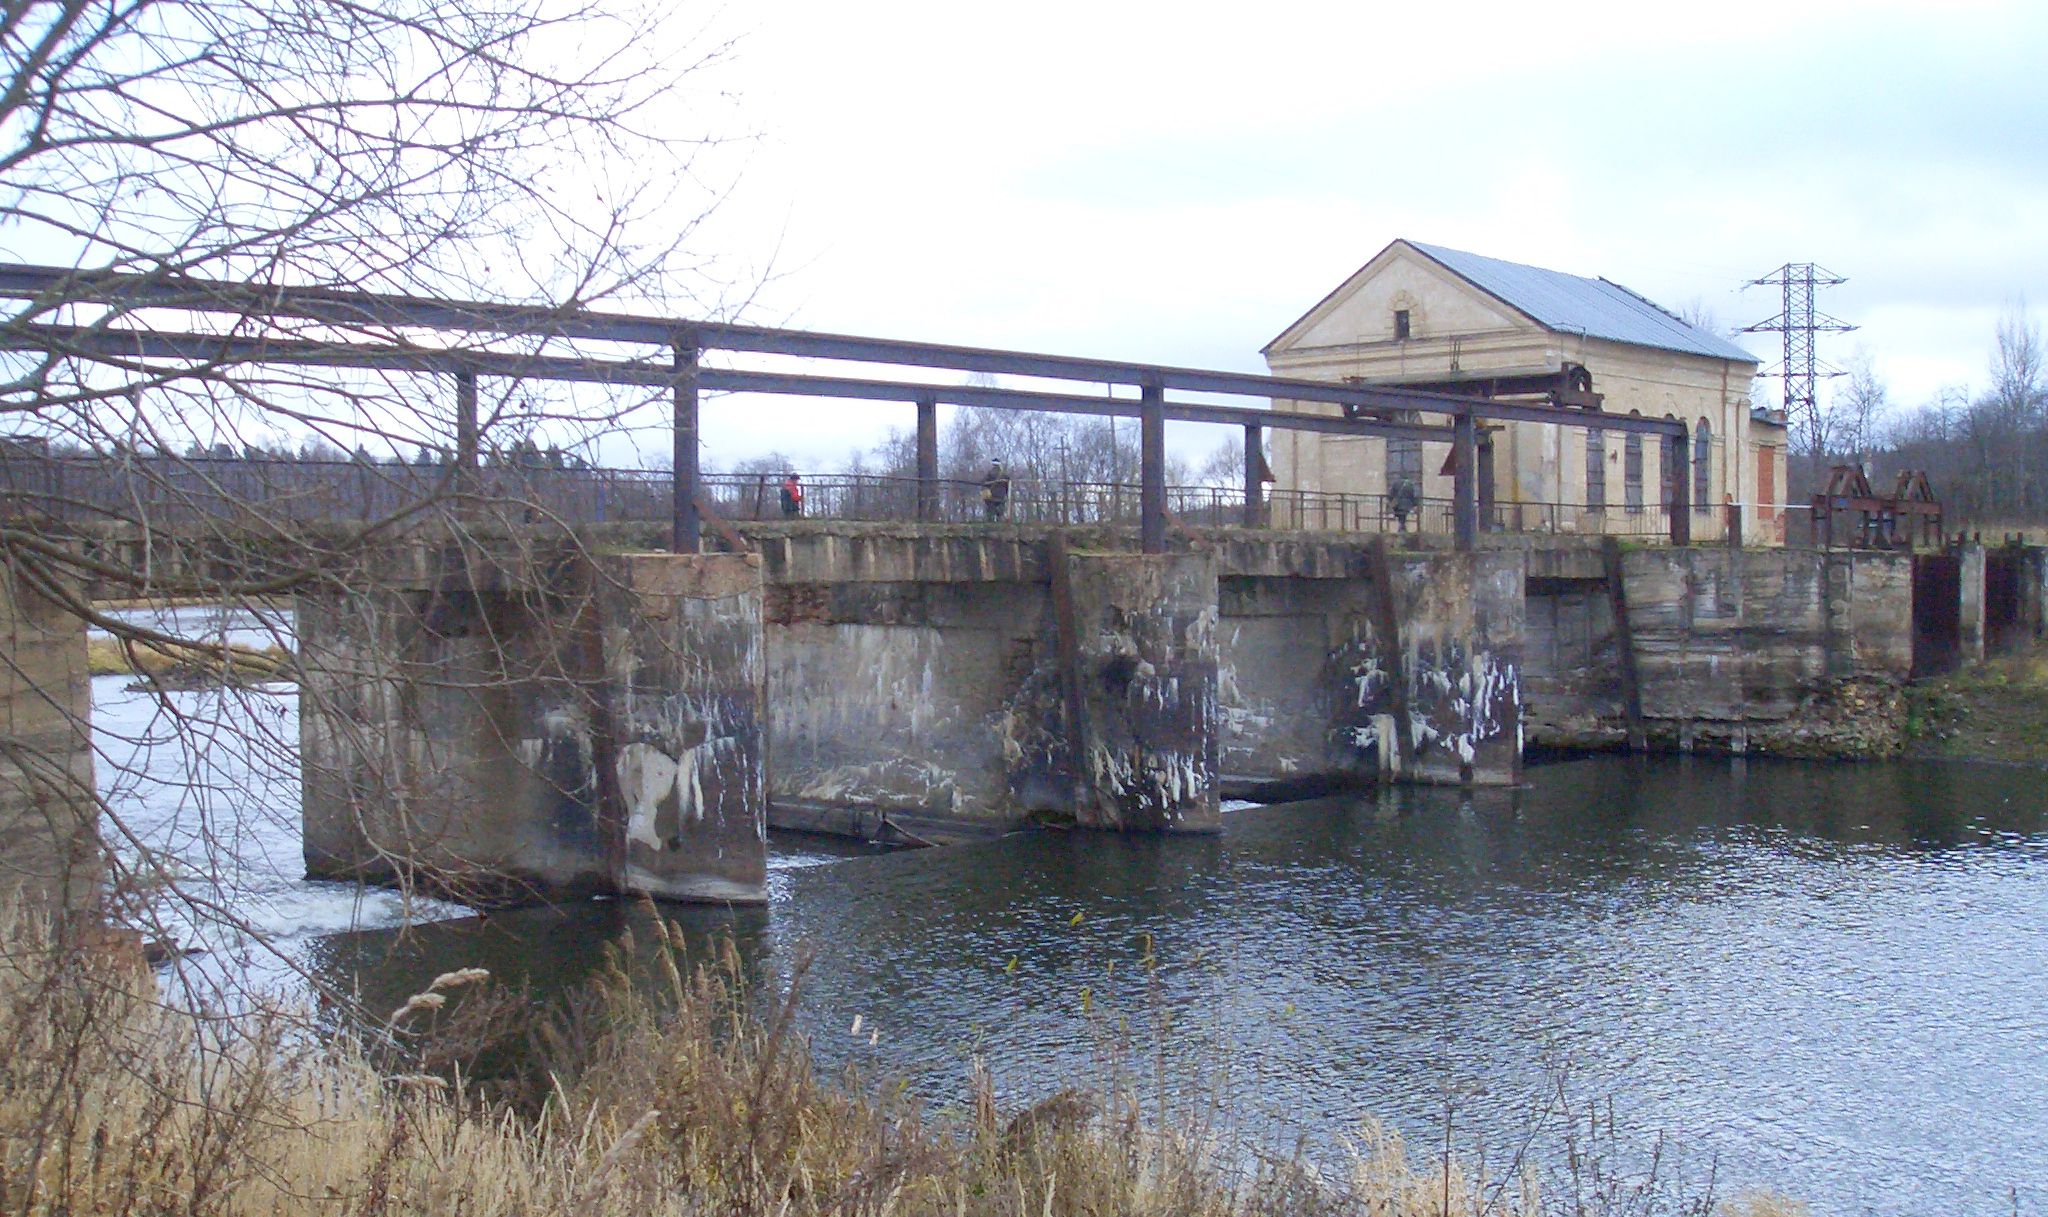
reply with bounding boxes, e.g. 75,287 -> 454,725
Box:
1264,240 -> 1787,543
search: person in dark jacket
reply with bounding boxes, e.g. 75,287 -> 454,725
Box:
980,461 -> 1011,521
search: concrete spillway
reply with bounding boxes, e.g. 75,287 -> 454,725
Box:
12,523 -> 2032,911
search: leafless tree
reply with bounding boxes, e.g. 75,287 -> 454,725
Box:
1830,348 -> 1890,467
0,0 -> 741,1014
1875,303 -> 2048,526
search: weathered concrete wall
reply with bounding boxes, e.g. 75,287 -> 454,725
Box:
295,523 -> 1972,863
1216,547 -> 1524,788
1385,550 -> 1525,784
1218,572 -> 1377,780
1062,551 -> 1219,831
763,580 -> 1056,837
597,554 -> 764,902
1528,547 -> 1914,755
300,541 -> 766,903
0,565 -> 97,917
1521,577 -> 1624,745
300,549 -> 606,901
2018,547 -> 2048,645
763,547 -> 1220,838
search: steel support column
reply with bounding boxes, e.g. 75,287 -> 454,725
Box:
454,368 -> 478,495
1452,412 -> 1478,551
1666,425 -> 1691,547
1141,382 -> 1166,553
1242,423 -> 1265,528
671,339 -> 700,553
915,393 -> 939,522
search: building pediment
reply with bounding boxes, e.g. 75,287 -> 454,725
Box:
1267,239 -> 1761,368
1266,240 -> 1534,355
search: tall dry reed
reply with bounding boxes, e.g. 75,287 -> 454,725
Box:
0,906 -> 1794,1216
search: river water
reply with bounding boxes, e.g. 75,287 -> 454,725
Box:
90,629 -> 2048,1216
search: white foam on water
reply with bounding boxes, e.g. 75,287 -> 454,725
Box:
92,676 -> 472,981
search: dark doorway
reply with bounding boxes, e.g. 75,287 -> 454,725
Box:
1912,553 -> 1962,677
1985,549 -> 2024,655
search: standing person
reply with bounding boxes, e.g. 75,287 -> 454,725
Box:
1390,478 -> 1419,533
779,471 -> 804,518
980,461 -> 1010,521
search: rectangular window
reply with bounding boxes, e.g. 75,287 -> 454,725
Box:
1586,430 -> 1606,512
1393,309 -> 1411,341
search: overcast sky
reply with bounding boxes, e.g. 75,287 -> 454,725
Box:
657,0 -> 2048,470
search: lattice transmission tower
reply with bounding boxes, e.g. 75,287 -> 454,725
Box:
1741,264 -> 1856,460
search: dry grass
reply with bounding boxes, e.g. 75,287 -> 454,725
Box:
0,909 -> 1778,1216
85,635 -> 294,683
1904,643 -> 2048,761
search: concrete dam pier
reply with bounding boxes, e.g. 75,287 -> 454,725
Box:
300,544 -> 767,904
284,523 -> 2039,905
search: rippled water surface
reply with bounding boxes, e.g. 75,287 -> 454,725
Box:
100,662 -> 2048,1214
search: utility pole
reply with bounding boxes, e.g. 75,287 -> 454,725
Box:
1742,264 -> 1856,482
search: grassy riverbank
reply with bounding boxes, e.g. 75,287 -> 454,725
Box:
1904,647 -> 2048,763
0,913 -> 1802,1217
84,635 -> 294,683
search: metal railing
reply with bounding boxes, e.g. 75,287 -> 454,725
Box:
0,451 -> 1675,541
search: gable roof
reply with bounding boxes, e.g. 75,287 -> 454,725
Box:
1406,242 -> 1759,363
1265,239 -> 1759,365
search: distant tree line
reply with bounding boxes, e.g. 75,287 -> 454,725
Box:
3,434 -> 597,470
1874,306 -> 2047,526
1789,304 -> 2047,529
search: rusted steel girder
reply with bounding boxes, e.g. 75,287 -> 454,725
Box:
0,263 -> 1686,439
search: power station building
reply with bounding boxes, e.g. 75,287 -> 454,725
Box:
1263,239 -> 1788,542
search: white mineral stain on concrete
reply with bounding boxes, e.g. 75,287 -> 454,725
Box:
617,742 -> 678,850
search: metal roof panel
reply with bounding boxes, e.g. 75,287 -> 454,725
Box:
1408,242 -> 1760,364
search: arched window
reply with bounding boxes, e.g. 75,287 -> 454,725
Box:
1586,429 -> 1606,512
1693,418 -> 1712,514
1624,418 -> 1644,515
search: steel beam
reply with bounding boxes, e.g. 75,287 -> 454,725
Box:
672,340 -> 700,553
3,324 -> 1461,445
0,263 -> 1686,438
1452,413 -> 1478,551
915,393 -> 938,522
1242,423 -> 1264,528
699,369 -> 1459,442
1666,425 -> 1691,546
454,369 -> 478,493
1141,382 -> 1166,554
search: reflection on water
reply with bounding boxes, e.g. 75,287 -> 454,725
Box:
303,756 -> 2048,1216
